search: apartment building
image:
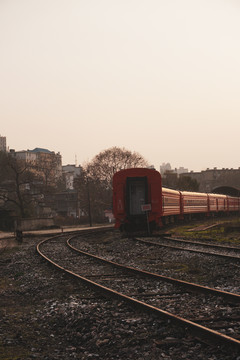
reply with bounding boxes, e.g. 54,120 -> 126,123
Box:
0,135 -> 7,152
11,147 -> 62,181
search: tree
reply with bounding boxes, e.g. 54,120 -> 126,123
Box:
34,152 -> 62,192
162,171 -> 200,192
162,171 -> 178,189
74,147 -> 149,223
177,176 -> 199,192
0,152 -> 41,218
86,147 -> 149,188
74,169 -> 110,224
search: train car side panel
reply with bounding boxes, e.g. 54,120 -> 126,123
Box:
211,194 -> 227,213
181,191 -> 208,214
162,188 -> 181,216
227,196 -> 240,212
208,194 -> 217,213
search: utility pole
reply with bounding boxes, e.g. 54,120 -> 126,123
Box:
86,177 -> 92,227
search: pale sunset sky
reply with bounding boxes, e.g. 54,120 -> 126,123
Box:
0,0 -> 240,171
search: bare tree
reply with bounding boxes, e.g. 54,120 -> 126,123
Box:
34,153 -> 62,191
162,172 -> 200,191
0,152 -> 41,218
74,147 -> 149,223
86,147 -> 149,189
177,176 -> 199,192
74,169 -> 109,224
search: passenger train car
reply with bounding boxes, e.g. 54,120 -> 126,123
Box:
112,168 -> 240,232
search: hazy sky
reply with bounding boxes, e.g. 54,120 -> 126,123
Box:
1,0 -> 240,172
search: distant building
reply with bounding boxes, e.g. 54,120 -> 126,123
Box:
180,167 -> 240,194
160,163 -> 171,175
175,166 -> 188,175
45,190 -> 81,218
12,149 -> 37,163
160,163 -> 188,176
0,135 -> 7,152
62,164 -> 82,190
11,147 -> 62,182
31,148 -> 62,179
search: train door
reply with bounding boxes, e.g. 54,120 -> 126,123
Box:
126,177 -> 148,216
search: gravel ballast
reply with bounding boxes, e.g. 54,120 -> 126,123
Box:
0,231 -> 239,359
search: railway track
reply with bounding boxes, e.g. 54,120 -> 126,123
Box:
134,236 -> 240,260
37,231 -> 240,350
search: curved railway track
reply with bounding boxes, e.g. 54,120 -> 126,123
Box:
134,236 -> 240,260
37,231 -> 240,350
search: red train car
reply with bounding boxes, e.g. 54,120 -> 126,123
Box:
208,193 -> 227,213
181,191 -> 208,214
227,196 -> 240,212
113,168 -> 162,231
162,188 -> 181,217
112,168 -> 240,232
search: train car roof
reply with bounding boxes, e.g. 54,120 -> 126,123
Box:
181,191 -> 208,197
208,193 -> 227,198
113,167 -> 161,178
114,167 -> 159,173
162,187 -> 180,195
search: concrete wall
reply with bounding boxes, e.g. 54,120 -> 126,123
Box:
16,218 -> 55,231
180,168 -> 240,193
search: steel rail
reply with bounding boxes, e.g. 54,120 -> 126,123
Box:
37,235 -> 240,350
134,237 -> 240,260
68,237 -> 240,303
163,236 -> 240,252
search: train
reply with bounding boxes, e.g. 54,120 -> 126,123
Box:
112,168 -> 240,232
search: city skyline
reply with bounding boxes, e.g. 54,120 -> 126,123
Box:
2,133 -> 240,174
1,1 -> 240,172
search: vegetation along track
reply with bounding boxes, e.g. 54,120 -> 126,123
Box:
37,230 -> 240,350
